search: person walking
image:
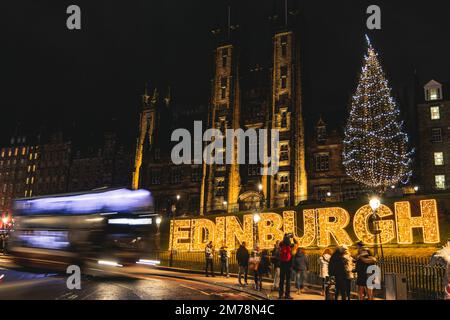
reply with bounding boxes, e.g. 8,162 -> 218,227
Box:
219,245 -> 230,277
271,241 -> 281,291
258,250 -> 271,291
248,251 -> 261,290
278,234 -> 296,299
205,241 -> 215,277
237,242 -> 249,286
356,248 -> 377,300
329,245 -> 352,300
319,248 -> 332,296
293,247 -> 309,295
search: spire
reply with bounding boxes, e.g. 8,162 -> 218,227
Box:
151,88 -> 159,104
164,86 -> 171,107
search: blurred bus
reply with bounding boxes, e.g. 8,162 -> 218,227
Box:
8,188 -> 156,271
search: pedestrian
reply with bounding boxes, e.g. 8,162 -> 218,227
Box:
205,241 -> 215,277
271,240 -> 281,291
356,248 -> 377,300
430,239 -> 450,300
293,247 -> 309,294
258,250 -> 271,291
319,248 -> 332,296
219,245 -> 230,277
278,233 -> 296,299
329,245 -> 353,300
248,251 -> 261,290
236,241 -> 249,286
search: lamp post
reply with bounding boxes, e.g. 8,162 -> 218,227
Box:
369,196 -> 384,259
258,183 -> 265,210
253,213 -> 261,251
223,201 -> 228,211
169,195 -> 180,267
155,216 -> 162,250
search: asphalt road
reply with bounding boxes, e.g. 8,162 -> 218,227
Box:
0,256 -> 258,300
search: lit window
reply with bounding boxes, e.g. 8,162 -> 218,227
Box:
435,175 -> 446,190
32,165 -> 36,172
8,150 -> 12,157
430,106 -> 440,120
29,190 -> 33,197
434,152 -> 444,166
31,177 -> 34,184
29,154 -> 32,160
428,88 -> 441,101
27,166 -> 31,172
34,153 -> 38,160
14,148 -> 18,156
21,147 -> 26,155
278,174 -> 289,193
280,66 -> 288,89
24,190 -> 28,197
26,178 -> 29,185
1,151 -> 4,158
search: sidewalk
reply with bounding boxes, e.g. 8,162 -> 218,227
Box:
146,265 -> 325,300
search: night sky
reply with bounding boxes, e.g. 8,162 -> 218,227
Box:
2,0 -> 450,146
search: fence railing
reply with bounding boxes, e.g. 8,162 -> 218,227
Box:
147,251 -> 447,300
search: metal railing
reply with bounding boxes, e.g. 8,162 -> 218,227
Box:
146,251 -> 447,299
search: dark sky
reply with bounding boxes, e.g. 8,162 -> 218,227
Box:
2,0 -> 450,145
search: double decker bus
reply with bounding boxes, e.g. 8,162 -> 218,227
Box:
8,188 -> 156,271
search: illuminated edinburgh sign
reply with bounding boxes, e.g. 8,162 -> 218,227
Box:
169,199 -> 441,251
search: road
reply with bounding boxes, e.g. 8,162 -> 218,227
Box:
0,256 -> 258,300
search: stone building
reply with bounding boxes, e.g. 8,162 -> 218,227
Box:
35,132 -> 71,195
417,79 -> 450,192
200,2 -> 307,214
0,135 -> 38,213
307,118 -> 364,202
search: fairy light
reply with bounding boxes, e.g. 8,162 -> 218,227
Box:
225,215 -> 254,250
282,210 -> 316,247
343,35 -> 413,189
215,216 -> 226,248
395,200 -> 440,244
191,219 -> 216,251
353,204 -> 395,245
169,219 -> 191,251
257,213 -> 284,248
317,208 -> 353,247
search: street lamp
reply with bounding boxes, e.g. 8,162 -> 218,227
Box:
257,183 -> 265,210
369,196 -> 383,259
176,194 -> 180,201
414,186 -> 419,192
223,201 -> 228,211
155,216 -> 162,250
253,213 -> 261,250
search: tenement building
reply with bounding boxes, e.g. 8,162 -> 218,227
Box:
417,80 -> 450,192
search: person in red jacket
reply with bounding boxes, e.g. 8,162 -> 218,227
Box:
278,233 -> 296,299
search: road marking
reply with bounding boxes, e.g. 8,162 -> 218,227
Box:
179,284 -> 210,296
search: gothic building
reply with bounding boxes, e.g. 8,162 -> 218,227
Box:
133,2 -> 309,216
199,3 -> 307,214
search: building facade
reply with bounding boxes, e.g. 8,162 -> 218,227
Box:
417,80 -> 450,192
0,135 -> 38,214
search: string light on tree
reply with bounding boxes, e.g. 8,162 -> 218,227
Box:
343,35 -> 413,191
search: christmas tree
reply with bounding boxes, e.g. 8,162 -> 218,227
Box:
343,35 -> 412,191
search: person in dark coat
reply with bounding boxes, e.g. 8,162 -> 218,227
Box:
236,242 -> 250,286
257,250 -> 271,291
293,247 -> 309,294
271,241 -> 281,291
329,246 -> 351,300
356,249 -> 377,300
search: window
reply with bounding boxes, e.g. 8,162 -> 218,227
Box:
431,128 -> 442,143
154,148 -> 160,161
220,77 -> 227,100
278,174 -> 289,193
215,178 -> 225,196
317,126 -> 327,142
434,152 -> 444,166
281,35 -> 288,57
435,175 -> 446,190
247,164 -> 259,176
281,111 -> 288,128
221,48 -> 228,68
150,169 -> 161,185
280,66 -> 288,89
170,168 -> 181,184
428,88 -> 441,101
315,153 -> 330,172
430,106 -> 440,120
191,166 -> 202,182
280,144 -> 289,162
